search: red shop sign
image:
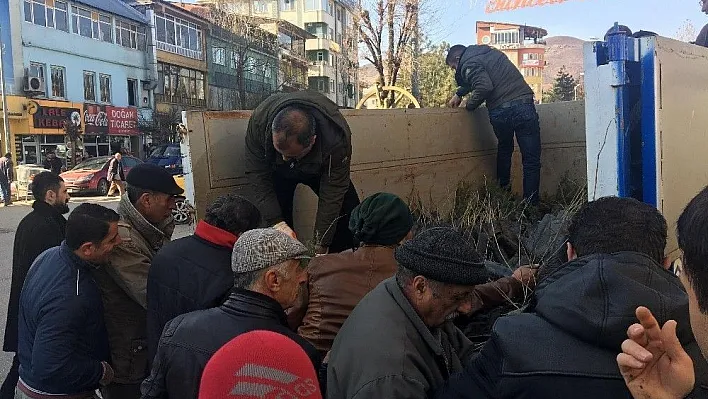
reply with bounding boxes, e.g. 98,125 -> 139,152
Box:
107,106 -> 139,136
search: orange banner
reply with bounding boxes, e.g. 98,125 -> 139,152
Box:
486,0 -> 578,13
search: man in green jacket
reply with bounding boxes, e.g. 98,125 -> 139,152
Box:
244,91 -> 359,254
327,227 -> 493,398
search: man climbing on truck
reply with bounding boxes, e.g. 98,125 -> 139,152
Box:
446,44 -> 542,205
244,91 -> 360,255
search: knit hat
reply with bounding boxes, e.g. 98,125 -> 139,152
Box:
232,228 -> 310,274
394,226 -> 490,285
199,330 -> 322,399
348,193 -> 414,245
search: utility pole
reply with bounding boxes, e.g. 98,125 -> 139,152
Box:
410,0 -> 420,103
0,24 -> 11,157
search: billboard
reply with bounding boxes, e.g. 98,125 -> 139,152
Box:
84,104 -> 139,135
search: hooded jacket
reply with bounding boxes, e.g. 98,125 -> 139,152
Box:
435,252 -> 708,399
4,201 -> 66,353
244,91 -> 353,246
140,289 -> 321,399
90,195 -> 174,384
17,243 -> 109,395
454,45 -> 534,111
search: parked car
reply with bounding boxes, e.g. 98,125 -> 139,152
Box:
146,143 -> 182,175
60,155 -> 142,196
171,174 -> 194,225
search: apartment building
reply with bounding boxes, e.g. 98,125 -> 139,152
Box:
476,21 -> 547,101
199,0 -> 359,107
1,0 -> 153,164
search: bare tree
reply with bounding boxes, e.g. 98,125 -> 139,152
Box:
675,19 -> 697,43
191,1 -> 279,109
338,27 -> 359,108
138,106 -> 182,145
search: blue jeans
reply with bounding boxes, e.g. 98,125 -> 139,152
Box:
0,178 -> 10,205
488,103 -> 542,205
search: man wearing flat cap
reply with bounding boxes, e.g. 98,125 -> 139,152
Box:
327,226 -> 492,398
141,228 -> 320,399
289,193 -> 538,358
89,163 -> 183,399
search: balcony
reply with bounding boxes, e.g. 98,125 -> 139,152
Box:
306,38 -> 341,53
155,94 -> 207,108
156,41 -> 203,60
308,62 -> 335,77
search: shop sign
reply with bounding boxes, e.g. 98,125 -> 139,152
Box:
29,101 -> 81,129
83,104 -> 139,135
486,0 -> 577,13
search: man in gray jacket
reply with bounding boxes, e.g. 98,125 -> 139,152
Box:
446,44 -> 541,205
327,226 -> 493,398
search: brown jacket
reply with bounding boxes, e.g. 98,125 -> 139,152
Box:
90,195 -> 174,384
289,245 -> 529,356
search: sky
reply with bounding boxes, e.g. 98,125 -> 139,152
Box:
428,0 -> 705,44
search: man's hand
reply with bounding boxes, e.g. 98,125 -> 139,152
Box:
512,265 -> 538,286
447,94 -> 462,108
616,306 -> 694,399
273,221 -> 297,239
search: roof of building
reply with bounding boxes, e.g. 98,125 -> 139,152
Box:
76,0 -> 147,23
476,21 -> 548,38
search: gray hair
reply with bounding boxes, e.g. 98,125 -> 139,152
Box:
234,261 -> 293,290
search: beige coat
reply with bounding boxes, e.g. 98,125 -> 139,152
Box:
90,195 -> 174,384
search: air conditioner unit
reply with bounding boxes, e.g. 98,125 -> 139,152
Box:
23,75 -> 44,93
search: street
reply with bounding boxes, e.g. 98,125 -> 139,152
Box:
0,196 -> 193,380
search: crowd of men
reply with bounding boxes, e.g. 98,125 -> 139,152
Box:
0,42 -> 707,399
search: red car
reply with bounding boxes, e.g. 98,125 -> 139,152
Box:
61,155 -> 142,196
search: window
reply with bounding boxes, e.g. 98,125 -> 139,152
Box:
253,0 -> 268,13
99,74 -> 111,103
24,0 -> 68,31
212,47 -> 226,65
230,52 -> 241,69
155,13 -> 203,59
278,32 -> 292,49
305,0 -> 321,11
71,6 -> 111,41
157,63 -> 205,101
317,51 -> 324,62
29,62 -> 46,93
281,0 -> 295,11
305,22 -> 328,38
116,20 -> 147,51
50,66 -> 65,98
328,27 -> 333,40
127,79 -> 138,106
492,30 -> 519,45
326,0 -> 334,15
329,80 -> 334,93
84,71 -> 96,101
318,79 -> 325,92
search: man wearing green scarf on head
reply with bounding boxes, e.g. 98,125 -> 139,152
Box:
288,192 -> 537,359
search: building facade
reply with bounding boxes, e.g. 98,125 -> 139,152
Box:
128,0 -> 209,116
476,21 -> 547,102
200,0 -> 359,107
1,0 -> 153,166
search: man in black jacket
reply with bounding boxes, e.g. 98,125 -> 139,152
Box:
1,172 -> 71,399
42,151 -> 63,175
17,203 -> 122,398
106,153 -> 125,197
0,152 -> 13,206
436,196 -> 708,399
146,193 -> 261,365
244,91 -> 359,254
446,44 -> 541,205
141,228 -> 320,399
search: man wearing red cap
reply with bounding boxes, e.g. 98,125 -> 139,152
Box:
199,331 -> 322,399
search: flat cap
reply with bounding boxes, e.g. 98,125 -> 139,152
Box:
126,163 -> 184,196
395,226 -> 491,286
232,228 -> 311,274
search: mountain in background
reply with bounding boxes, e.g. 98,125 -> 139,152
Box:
543,36 -> 585,90
358,36 -> 586,92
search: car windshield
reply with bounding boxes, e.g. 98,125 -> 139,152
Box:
164,146 -> 181,157
72,158 -> 106,171
150,147 -> 166,157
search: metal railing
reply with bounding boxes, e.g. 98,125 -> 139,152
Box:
155,94 -> 207,108
156,41 -> 203,60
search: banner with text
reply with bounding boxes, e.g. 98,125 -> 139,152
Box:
84,104 -> 139,136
